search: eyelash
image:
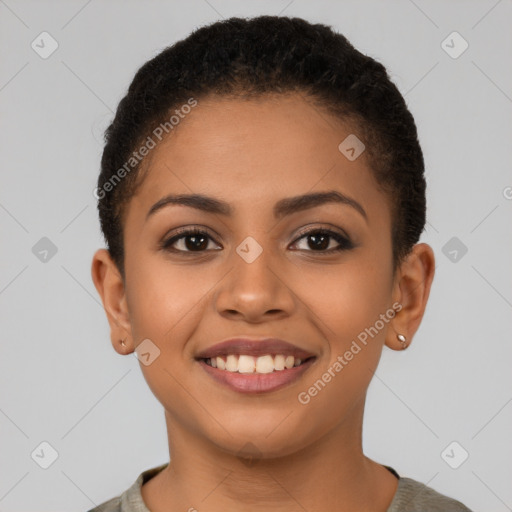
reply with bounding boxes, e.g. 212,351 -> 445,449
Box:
161,226 -> 354,255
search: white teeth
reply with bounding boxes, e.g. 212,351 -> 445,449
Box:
274,354 -> 285,371
256,354 -> 274,374
284,355 -> 295,369
238,355 -> 255,373
225,354 -> 238,372
206,354 -> 308,373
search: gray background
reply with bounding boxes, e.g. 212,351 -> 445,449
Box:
1,0 -> 511,510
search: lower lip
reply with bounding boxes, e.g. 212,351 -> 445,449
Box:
197,358 -> 316,394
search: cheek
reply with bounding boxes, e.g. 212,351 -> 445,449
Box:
123,256 -> 213,427
305,250 -> 393,403
294,265 -> 392,431
309,259 -> 393,338
125,252 -> 212,345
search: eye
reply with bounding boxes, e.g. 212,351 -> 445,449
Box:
161,227 -> 221,253
291,227 -> 354,253
161,226 -> 354,255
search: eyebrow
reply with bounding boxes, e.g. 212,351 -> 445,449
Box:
146,190 -> 367,222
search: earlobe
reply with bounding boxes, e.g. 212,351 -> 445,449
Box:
385,243 -> 435,351
91,248 -> 133,354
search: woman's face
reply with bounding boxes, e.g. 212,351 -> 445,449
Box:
98,93 -> 418,458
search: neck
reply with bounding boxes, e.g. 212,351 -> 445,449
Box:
142,400 -> 398,512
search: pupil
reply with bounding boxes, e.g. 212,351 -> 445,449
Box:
309,233 -> 328,250
186,235 -> 208,251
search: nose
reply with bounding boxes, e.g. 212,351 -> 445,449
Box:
213,242 -> 296,323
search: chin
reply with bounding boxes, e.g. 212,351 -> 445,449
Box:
201,417 -> 313,461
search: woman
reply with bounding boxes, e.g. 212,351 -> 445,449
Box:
89,15 -> 472,511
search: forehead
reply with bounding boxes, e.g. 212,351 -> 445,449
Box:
127,93 -> 389,224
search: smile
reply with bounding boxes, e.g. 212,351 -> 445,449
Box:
203,354 -> 308,373
198,354 -> 317,393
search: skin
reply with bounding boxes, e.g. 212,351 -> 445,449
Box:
91,92 -> 435,511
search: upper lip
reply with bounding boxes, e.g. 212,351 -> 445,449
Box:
195,337 -> 317,360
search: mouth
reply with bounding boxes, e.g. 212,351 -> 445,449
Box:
200,353 -> 315,373
194,338 -> 317,393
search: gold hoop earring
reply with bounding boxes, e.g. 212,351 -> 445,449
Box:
397,334 -> 407,350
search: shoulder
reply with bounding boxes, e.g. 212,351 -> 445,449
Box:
387,475 -> 473,511
86,495 -> 121,512
85,463 -> 169,512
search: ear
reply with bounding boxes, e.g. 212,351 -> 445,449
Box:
385,243 -> 436,351
91,248 -> 133,355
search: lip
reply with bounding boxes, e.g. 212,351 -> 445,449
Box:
195,337 -> 317,394
195,337 -> 316,360
197,357 -> 317,394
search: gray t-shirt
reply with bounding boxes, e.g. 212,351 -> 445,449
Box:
86,463 -> 473,511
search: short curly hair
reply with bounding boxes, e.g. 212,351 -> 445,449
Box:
96,15 -> 426,280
